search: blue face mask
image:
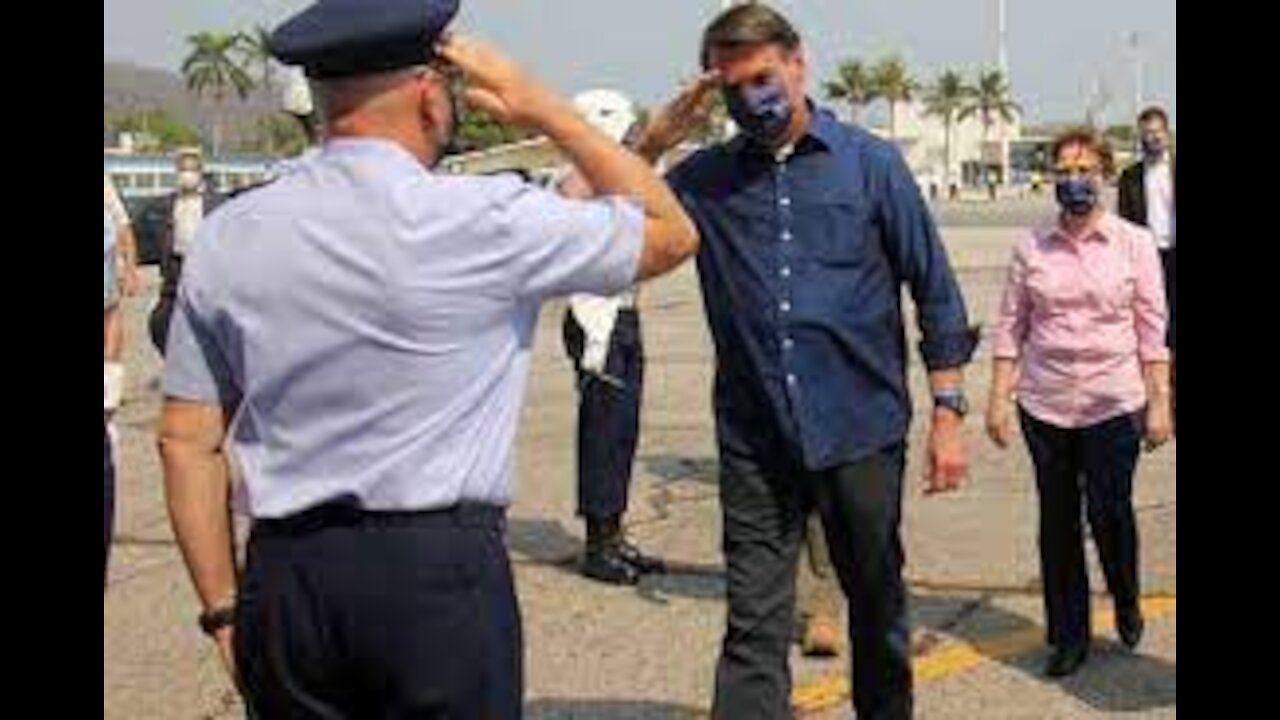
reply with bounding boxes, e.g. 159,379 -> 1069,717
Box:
1055,177 -> 1099,216
723,76 -> 794,146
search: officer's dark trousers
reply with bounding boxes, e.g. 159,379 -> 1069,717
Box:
712,444 -> 913,720
1020,409 -> 1142,650
236,504 -> 522,719
562,309 -> 643,522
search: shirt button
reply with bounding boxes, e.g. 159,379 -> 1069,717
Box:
782,337 -> 795,351
779,197 -> 792,208
780,266 -> 792,278
780,301 -> 792,313
786,374 -> 798,387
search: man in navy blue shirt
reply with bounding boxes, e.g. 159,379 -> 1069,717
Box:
636,5 -> 978,718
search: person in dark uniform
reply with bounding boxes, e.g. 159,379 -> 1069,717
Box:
561,89 -> 664,585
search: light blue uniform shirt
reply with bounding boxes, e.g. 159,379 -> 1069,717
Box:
104,209 -> 118,310
164,139 -> 643,518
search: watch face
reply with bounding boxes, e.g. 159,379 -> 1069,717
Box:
937,395 -> 968,416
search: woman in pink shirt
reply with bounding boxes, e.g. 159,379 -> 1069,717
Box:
987,129 -> 1173,678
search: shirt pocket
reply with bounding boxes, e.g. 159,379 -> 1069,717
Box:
1024,251 -> 1082,318
795,193 -> 875,267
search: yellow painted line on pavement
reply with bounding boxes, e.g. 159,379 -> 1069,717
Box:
792,595 -> 1176,715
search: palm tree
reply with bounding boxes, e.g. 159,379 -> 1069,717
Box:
923,70 -> 972,192
823,60 -> 874,123
960,70 -> 1019,186
236,25 -> 276,97
870,56 -> 916,141
182,32 -> 256,154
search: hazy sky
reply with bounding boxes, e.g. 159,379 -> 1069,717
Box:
104,0 -> 1176,125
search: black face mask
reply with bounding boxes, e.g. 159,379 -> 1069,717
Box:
723,75 -> 794,147
424,62 -> 463,165
430,82 -> 462,165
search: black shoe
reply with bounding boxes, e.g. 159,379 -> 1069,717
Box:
1045,644 -> 1089,678
581,541 -> 642,585
1116,605 -> 1145,650
616,538 -> 666,575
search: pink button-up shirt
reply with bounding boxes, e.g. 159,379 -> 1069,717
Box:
993,212 -> 1170,429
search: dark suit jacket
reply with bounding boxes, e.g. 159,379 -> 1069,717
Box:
1118,156 -> 1175,230
150,189 -> 223,354
158,189 -> 224,269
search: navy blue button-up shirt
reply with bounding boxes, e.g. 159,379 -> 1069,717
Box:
668,108 -> 977,470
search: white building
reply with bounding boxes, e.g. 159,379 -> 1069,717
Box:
862,100 -> 1023,191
